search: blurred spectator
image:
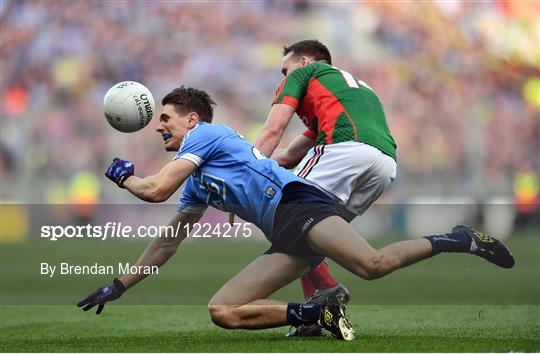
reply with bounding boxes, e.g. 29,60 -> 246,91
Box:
0,0 -> 538,202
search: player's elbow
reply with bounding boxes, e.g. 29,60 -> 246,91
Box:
146,187 -> 171,203
159,240 -> 180,258
150,237 -> 181,261
276,152 -> 297,169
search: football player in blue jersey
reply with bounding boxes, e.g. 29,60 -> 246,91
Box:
78,86 -> 514,341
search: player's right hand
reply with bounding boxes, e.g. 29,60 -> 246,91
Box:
77,278 -> 126,314
105,157 -> 134,188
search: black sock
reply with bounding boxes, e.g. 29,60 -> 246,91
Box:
286,303 -> 321,326
424,229 -> 473,255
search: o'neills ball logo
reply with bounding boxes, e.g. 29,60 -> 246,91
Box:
133,93 -> 153,127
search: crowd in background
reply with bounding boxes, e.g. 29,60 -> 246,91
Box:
1,0 -> 538,203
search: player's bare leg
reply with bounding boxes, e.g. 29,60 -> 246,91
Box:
306,216 -> 514,280
208,253 -> 310,329
306,216 -> 431,279
207,252 -> 355,340
298,201 -> 357,299
290,205 -> 356,337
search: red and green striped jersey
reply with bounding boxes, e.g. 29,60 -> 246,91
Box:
273,62 -> 397,161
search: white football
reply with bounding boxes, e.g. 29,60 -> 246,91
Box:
103,81 -> 155,133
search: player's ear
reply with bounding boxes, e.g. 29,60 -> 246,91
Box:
187,112 -> 199,127
301,56 -> 315,66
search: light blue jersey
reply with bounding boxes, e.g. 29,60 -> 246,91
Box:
175,122 -> 304,235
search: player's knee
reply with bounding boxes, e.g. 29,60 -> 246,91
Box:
208,304 -> 239,329
361,253 -> 398,281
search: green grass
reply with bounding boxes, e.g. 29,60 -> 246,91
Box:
1,233 -> 539,351
1,305 -> 538,352
2,236 -> 539,305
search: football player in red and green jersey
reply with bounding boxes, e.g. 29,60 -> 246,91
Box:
254,40 -> 398,336
271,55 -> 396,161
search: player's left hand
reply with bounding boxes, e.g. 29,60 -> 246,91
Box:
77,278 -> 126,314
105,157 -> 134,188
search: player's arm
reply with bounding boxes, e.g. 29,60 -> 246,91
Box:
119,211 -> 202,289
77,211 -> 203,314
105,157 -> 197,203
256,65 -> 314,157
254,103 -> 296,158
271,133 -> 316,169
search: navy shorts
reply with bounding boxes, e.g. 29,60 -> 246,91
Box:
265,182 -> 339,269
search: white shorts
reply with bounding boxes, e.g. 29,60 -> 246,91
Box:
293,141 -> 397,221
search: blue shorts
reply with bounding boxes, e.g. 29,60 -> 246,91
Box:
265,182 -> 339,269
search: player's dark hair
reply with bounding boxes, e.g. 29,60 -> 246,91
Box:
162,86 -> 216,123
283,39 -> 332,65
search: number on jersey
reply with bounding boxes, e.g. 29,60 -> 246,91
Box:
199,173 -> 226,209
337,68 -> 374,92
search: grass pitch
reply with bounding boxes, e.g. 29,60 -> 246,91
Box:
1,233 -> 539,351
1,305 -> 538,352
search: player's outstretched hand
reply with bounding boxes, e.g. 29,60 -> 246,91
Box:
105,157 -> 134,188
77,278 -> 126,314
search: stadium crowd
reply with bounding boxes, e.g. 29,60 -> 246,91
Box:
1,0 -> 538,203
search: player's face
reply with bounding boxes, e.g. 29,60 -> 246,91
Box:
156,104 -> 198,151
281,52 -> 314,76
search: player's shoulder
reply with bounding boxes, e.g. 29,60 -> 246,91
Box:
309,61 -> 332,69
197,122 -> 235,133
312,62 -> 341,75
304,61 -> 334,72
187,122 -> 231,140
289,62 -> 334,81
